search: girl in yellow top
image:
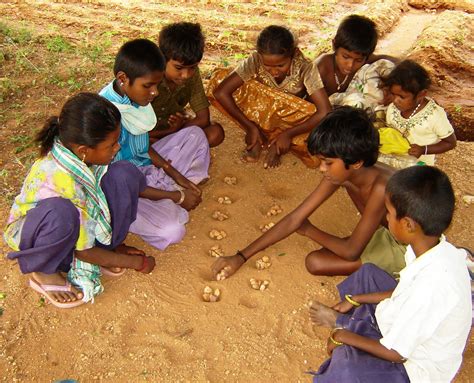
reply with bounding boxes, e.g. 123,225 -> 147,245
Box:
208,25 -> 331,168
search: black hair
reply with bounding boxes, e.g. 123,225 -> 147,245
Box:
257,25 -> 296,57
334,15 -> 378,57
159,22 -> 204,65
113,38 -> 165,84
35,93 -> 121,157
382,59 -> 431,95
307,106 -> 379,168
387,166 -> 454,236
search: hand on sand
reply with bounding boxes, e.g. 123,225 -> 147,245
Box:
136,255 -> 156,274
264,131 -> 291,169
181,189 -> 202,211
211,254 -> 245,280
243,126 -> 265,162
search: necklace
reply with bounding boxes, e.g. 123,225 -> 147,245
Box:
333,59 -> 349,91
407,102 -> 422,119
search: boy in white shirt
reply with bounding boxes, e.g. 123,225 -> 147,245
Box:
309,166 -> 472,383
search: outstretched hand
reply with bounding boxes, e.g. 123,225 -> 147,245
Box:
211,254 -> 245,280
168,112 -> 188,132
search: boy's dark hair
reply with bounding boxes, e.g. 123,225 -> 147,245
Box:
159,22 -> 204,65
382,59 -> 431,95
113,39 -> 165,84
334,15 -> 378,57
307,106 -> 379,168
387,166 -> 454,237
257,25 -> 296,57
36,93 -> 120,156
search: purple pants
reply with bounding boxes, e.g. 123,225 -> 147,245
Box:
313,264 -> 410,383
130,126 -> 210,250
7,161 -> 146,274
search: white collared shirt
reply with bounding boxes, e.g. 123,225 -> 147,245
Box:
375,237 -> 471,383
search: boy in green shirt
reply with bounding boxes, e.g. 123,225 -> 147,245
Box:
151,22 -> 225,147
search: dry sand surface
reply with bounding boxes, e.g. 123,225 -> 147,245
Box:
0,1 -> 473,382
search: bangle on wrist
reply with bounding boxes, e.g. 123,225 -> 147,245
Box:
424,145 -> 428,155
345,294 -> 361,307
236,250 -> 247,263
135,255 -> 148,272
329,327 -> 344,346
176,189 -> 185,205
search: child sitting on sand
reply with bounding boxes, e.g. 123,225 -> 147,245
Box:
317,14 -> 395,114
3,93 -> 156,307
309,166 -> 471,383
150,22 -> 224,147
379,59 -> 456,167
212,106 -> 406,280
208,25 -> 331,168
100,39 -> 210,250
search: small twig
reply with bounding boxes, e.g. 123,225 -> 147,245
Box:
5,37 -> 41,73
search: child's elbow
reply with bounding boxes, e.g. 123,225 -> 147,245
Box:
213,86 -> 224,101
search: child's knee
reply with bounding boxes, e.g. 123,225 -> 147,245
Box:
37,198 -> 79,226
206,123 -> 225,147
305,251 -> 324,275
161,222 -> 186,246
102,161 -> 146,193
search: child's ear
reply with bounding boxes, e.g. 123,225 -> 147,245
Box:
351,160 -> 364,170
404,217 -> 417,233
416,89 -> 428,103
116,71 -> 130,87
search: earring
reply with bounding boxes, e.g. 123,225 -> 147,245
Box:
82,153 -> 86,162
120,82 -> 124,86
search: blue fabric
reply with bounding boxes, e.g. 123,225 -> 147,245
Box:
99,81 -> 152,167
312,264 -> 409,383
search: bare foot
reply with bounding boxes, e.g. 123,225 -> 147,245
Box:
31,272 -> 83,303
309,301 -> 338,328
263,145 -> 281,169
241,144 -> 262,163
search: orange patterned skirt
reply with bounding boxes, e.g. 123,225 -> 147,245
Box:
207,68 -> 320,168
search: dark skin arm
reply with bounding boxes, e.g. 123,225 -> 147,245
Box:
328,290 -> 404,362
408,133 -> 456,158
75,247 -> 155,273
211,178 -> 339,279
213,72 -> 266,150
183,108 -> 210,128
298,180 -> 387,261
268,89 -> 332,155
329,329 -> 405,363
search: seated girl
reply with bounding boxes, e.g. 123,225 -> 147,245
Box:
3,93 -> 157,307
100,39 -> 210,250
379,59 -> 456,168
316,15 -> 395,114
208,25 -> 331,168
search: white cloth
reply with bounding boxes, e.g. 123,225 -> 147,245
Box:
386,99 -> 454,165
111,102 -> 157,135
375,237 -> 472,383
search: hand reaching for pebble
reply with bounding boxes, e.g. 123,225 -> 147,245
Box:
211,254 -> 245,280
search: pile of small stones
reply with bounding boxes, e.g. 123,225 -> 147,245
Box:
209,229 -> 227,240
250,278 -> 270,291
217,196 -> 232,204
202,286 -> 221,302
255,256 -> 271,270
216,266 -> 231,281
259,222 -> 275,233
212,210 -> 229,221
266,204 -> 283,217
208,245 -> 224,257
223,176 -> 237,185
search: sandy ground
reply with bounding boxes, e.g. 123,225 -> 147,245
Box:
0,1 -> 473,382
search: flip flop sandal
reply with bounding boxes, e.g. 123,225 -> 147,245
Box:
99,266 -> 126,277
29,278 -> 85,309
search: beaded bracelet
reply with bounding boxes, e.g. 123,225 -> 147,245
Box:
236,250 -> 247,263
345,294 -> 361,307
329,327 -> 344,346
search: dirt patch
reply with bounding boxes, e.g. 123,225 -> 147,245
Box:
407,10 -> 474,140
409,0 -> 474,13
0,1 -> 473,382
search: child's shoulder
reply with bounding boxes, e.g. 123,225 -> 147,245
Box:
315,53 -> 333,74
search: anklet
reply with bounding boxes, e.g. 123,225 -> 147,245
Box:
236,250 -> 247,263
345,294 -> 361,307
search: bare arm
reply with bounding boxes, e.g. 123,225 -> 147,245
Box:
184,108 -> 210,128
211,179 -> 339,279
332,329 -> 405,363
75,247 -> 154,273
408,133 -> 456,158
299,180 -> 387,261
